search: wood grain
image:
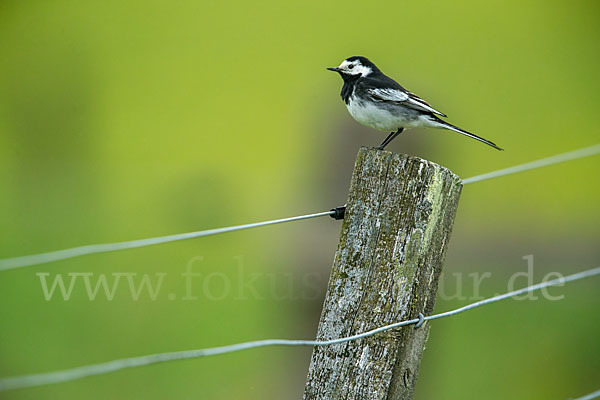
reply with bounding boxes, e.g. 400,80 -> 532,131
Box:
303,147 -> 462,400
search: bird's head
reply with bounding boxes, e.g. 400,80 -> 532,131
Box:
327,56 -> 379,80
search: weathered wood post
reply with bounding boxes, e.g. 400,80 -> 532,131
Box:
303,147 -> 462,400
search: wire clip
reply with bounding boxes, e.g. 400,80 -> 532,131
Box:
329,205 -> 346,220
414,312 -> 425,328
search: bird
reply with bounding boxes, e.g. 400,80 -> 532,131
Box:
327,56 -> 502,151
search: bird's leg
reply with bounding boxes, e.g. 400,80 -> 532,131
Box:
376,131 -> 396,150
376,128 -> 404,150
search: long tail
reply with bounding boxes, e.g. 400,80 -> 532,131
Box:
431,117 -> 503,151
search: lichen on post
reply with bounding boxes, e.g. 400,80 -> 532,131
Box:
303,147 -> 462,400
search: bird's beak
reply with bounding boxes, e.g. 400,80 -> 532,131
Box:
327,67 -> 340,72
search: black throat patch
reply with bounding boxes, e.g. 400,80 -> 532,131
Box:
341,79 -> 358,104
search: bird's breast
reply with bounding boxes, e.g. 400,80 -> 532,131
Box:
346,95 -> 401,131
345,93 -> 428,132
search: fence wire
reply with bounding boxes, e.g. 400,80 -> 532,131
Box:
461,143 -> 600,184
0,210 -> 334,271
1,265 -> 598,392
1,143 -> 598,272
571,389 -> 600,400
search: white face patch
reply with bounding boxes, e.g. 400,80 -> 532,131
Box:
338,59 -> 372,77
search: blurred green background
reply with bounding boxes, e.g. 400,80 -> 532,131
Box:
1,0 -> 599,399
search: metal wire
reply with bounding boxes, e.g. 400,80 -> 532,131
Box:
462,143 -> 600,185
1,265 -> 598,392
0,210 -> 334,271
0,143 -> 598,272
571,389 -> 600,400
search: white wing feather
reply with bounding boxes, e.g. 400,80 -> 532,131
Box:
367,88 -> 447,117
367,88 -> 409,102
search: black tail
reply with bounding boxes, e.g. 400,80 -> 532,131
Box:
432,117 -> 503,151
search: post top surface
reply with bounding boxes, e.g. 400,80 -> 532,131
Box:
358,147 -> 462,186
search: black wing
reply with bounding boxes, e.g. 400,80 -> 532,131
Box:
360,75 -> 447,117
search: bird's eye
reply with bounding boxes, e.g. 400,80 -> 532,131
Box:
348,64 -> 354,69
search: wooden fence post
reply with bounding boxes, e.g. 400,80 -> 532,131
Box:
303,147 -> 462,400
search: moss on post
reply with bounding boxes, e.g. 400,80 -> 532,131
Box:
303,147 -> 462,400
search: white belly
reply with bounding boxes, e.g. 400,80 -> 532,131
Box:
346,95 -> 431,132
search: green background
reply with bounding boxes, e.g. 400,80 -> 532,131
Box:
1,0 -> 598,399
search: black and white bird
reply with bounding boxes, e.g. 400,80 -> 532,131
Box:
327,56 -> 502,151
